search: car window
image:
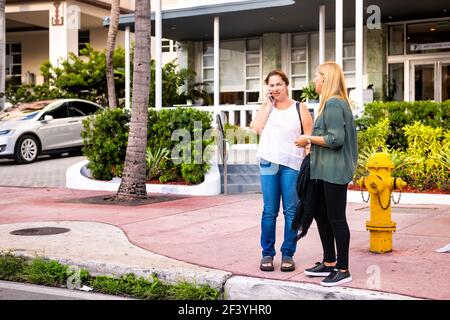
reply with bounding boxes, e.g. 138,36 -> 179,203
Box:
69,101 -> 100,117
45,103 -> 69,119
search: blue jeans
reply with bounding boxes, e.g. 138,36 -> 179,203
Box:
259,159 -> 299,258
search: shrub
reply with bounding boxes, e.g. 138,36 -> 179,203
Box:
400,122 -> 449,190
41,45 -> 127,107
224,123 -> 258,145
81,107 -> 214,185
5,84 -> 76,106
355,120 -> 449,191
146,146 -> 170,180
356,100 -> 449,150
147,107 -> 214,184
81,108 -> 130,180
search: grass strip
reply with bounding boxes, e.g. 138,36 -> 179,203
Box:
0,251 -> 221,300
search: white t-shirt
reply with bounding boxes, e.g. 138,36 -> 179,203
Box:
256,102 -> 305,171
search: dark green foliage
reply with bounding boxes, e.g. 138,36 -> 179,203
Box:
0,251 -> 27,281
0,252 -> 221,300
355,100 -> 449,150
81,108 -> 130,180
149,59 -> 212,107
40,45 -> 127,107
147,107 -> 214,184
81,107 -> 214,184
24,258 -> 69,286
5,84 -> 76,106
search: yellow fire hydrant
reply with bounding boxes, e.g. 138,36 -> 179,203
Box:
357,148 -> 407,253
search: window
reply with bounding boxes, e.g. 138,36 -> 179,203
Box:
78,30 -> 90,55
45,103 -> 69,119
389,25 -> 404,55
343,31 -> 356,88
245,39 -> 261,103
202,38 -> 261,104
6,43 -> 22,87
162,40 -> 171,53
407,20 -> 450,54
290,34 -> 308,95
69,101 -> 100,116
387,63 -> 404,101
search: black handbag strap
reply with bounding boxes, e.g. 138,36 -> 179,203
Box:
296,101 -> 304,135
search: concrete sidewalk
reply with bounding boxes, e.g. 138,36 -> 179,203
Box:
0,186 -> 448,300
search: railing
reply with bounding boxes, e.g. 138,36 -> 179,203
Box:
170,104 -> 260,128
215,113 -> 228,195
169,103 -> 320,128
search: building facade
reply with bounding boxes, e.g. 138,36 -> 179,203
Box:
5,0 -> 137,86
150,0 -> 449,106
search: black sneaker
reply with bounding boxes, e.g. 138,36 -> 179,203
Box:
320,269 -> 352,287
304,262 -> 335,277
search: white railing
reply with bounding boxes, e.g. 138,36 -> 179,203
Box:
169,103 -> 321,128
169,104 -> 260,128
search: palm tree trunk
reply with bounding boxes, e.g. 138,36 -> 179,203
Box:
116,0 -> 151,200
0,0 -> 6,111
106,0 -> 120,109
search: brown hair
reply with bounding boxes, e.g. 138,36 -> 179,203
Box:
264,69 -> 290,86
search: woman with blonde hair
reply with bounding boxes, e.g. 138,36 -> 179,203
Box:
250,70 -> 313,272
295,62 -> 358,286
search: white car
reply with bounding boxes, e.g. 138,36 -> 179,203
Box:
0,99 -> 104,164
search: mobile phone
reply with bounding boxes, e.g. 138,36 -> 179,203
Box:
268,93 -> 274,103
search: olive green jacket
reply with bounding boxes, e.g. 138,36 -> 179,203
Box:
310,97 -> 358,185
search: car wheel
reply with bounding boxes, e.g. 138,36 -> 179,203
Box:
15,135 -> 39,164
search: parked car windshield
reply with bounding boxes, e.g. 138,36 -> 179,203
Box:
0,100 -> 54,121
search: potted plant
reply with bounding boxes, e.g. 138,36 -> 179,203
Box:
300,81 -> 320,103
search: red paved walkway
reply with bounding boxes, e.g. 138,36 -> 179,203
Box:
0,187 -> 449,299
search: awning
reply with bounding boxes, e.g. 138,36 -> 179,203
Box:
104,0 -> 449,41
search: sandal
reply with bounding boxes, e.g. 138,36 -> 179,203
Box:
281,256 -> 295,272
260,256 -> 274,272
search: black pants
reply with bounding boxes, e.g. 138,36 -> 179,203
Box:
313,179 -> 350,270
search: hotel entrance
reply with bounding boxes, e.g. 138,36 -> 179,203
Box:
388,19 -> 450,102
411,59 -> 450,102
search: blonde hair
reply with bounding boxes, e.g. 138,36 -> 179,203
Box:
316,62 -> 350,117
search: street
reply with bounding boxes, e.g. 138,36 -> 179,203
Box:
0,280 -> 133,300
0,154 -> 85,188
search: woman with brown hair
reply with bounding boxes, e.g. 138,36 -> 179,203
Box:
250,70 -> 313,272
295,62 -> 358,286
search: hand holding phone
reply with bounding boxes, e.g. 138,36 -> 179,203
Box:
267,90 -> 274,105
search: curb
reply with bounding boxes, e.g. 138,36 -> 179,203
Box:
11,252 -> 420,300
223,276 -> 420,300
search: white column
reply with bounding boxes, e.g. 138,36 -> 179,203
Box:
335,0 -> 343,67
125,26 -> 131,110
214,16 -> 220,125
319,5 -> 326,64
155,0 -> 162,110
404,60 -> 410,102
49,0 -> 79,67
355,0 -> 364,108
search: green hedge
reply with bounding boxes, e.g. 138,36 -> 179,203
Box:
82,108 -> 130,180
355,100 -> 449,150
356,118 -> 449,191
147,107 -> 214,184
82,107 -> 214,184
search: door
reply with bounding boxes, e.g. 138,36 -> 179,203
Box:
38,102 -> 76,150
410,59 -> 450,102
440,61 -> 450,102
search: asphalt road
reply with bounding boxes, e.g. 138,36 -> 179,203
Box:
0,280 -> 132,300
0,154 -> 86,188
